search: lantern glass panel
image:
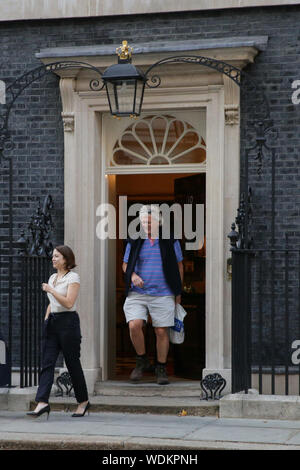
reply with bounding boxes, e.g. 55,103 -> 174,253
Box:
105,78 -> 145,116
106,79 -> 135,116
133,80 -> 145,115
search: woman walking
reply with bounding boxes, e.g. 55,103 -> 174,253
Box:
27,245 -> 90,419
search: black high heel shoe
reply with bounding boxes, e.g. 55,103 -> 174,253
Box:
26,404 -> 50,420
71,401 -> 91,417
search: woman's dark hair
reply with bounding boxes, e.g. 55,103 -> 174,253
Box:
54,245 -> 77,270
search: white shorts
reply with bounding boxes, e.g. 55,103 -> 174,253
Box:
123,292 -> 175,328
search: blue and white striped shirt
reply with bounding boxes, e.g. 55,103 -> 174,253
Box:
123,238 -> 183,296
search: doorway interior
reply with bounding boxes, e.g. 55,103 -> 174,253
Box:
110,172 -> 206,382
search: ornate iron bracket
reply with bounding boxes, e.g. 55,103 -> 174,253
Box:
0,61 -> 104,163
144,55 -> 269,112
55,371 -> 74,397
0,53 -> 277,257
16,194 -> 54,257
200,373 -> 227,400
0,54 -> 274,169
144,55 -> 241,89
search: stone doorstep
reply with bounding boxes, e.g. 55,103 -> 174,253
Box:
220,393 -> 300,420
5,387 -> 300,421
95,380 -> 204,397
79,380 -> 219,416
0,387 -> 37,412
10,389 -> 300,421
1,381 -> 220,416
31,395 -> 220,417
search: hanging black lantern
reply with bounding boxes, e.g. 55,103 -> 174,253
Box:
102,41 -> 147,118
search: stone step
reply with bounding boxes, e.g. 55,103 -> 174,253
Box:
95,379 -> 203,397
36,395 -> 219,417
39,379 -> 220,417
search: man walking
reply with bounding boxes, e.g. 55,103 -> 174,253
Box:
122,205 -> 183,385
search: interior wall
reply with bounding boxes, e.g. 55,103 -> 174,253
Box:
115,173 -> 195,197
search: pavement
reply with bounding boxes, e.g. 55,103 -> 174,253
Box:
2,409 -> 300,450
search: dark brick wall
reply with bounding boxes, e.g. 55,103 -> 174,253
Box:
0,5 -> 299,369
0,5 -> 299,248
0,5 -> 298,247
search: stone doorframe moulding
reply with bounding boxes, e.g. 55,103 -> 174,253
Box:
38,39 -> 264,393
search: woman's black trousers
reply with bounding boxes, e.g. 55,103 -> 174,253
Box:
35,311 -> 88,404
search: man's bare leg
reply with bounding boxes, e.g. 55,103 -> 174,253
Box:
154,327 -> 169,363
128,319 -> 145,355
128,319 -> 150,382
154,327 -> 170,385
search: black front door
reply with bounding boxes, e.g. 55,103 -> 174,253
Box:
172,174 -> 206,380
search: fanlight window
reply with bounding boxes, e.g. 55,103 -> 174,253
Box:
111,115 -> 206,166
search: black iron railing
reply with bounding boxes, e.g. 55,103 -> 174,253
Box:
0,251 -> 52,387
231,241 -> 300,395
231,247 -> 252,394
0,193 -> 54,388
19,254 -> 52,387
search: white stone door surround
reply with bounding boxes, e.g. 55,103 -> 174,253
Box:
38,38 -> 265,392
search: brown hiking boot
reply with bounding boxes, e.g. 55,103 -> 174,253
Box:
155,364 -> 169,385
130,355 -> 152,382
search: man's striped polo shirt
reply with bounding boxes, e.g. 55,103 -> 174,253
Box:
123,237 -> 183,296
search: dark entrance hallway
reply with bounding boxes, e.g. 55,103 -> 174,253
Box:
114,173 -> 206,381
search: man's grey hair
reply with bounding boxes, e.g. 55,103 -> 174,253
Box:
139,205 -> 163,225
